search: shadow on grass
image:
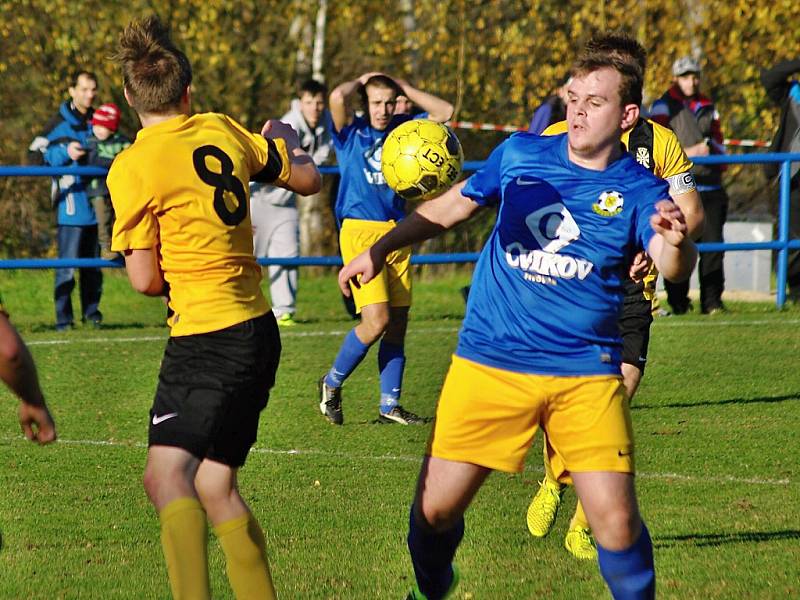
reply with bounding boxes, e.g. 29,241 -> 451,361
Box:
633,392 -> 800,410
655,529 -> 800,548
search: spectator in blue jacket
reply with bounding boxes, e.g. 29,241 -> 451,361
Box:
39,70 -> 104,331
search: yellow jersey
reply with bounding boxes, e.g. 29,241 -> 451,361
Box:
109,112 -> 291,336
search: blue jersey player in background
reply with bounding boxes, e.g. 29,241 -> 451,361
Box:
318,72 -> 453,426
339,48 -> 697,600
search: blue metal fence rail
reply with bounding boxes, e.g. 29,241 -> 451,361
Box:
1,153 -> 798,307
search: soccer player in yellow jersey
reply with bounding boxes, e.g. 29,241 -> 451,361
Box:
525,32 -> 705,561
107,16 -> 320,600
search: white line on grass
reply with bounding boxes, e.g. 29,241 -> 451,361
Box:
2,436 -> 791,487
22,318 -> 800,347
654,318 -> 800,328
24,327 -> 462,347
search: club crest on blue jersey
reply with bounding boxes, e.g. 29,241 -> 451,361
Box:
592,190 -> 624,217
361,137 -> 386,185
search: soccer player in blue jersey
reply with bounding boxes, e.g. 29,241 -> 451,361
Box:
318,72 -> 453,425
339,50 -> 697,599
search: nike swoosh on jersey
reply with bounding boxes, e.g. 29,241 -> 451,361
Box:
516,177 -> 541,186
152,412 -> 179,425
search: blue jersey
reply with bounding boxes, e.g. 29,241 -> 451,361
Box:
331,114 -> 413,225
457,133 -> 670,376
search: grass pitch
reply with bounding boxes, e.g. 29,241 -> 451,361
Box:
0,268 -> 798,599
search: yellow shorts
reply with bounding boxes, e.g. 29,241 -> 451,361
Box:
340,219 -> 412,313
429,355 -> 634,480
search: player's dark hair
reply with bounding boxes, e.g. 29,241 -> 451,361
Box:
113,15 -> 192,114
299,79 -> 327,98
582,31 -> 647,74
572,50 -> 644,107
70,69 -> 97,88
358,75 -> 403,109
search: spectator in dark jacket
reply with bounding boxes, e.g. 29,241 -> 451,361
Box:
650,57 -> 728,314
761,57 -> 800,302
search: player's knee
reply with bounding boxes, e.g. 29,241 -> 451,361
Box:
594,506 -> 641,549
195,476 -> 233,511
142,468 -> 161,505
142,463 -> 190,507
358,314 -> 389,342
417,499 -> 462,532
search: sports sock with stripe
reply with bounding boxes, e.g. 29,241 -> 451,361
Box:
325,329 -> 370,388
378,340 -> 405,412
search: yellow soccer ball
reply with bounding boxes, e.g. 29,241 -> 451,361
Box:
381,119 -> 463,201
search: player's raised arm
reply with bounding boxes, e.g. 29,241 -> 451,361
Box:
647,199 -> 698,282
338,180 -> 478,295
393,78 -> 454,123
260,119 -> 321,196
329,73 -> 375,132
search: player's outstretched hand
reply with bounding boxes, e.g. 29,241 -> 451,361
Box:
628,251 -> 652,282
261,119 -> 301,153
338,248 -> 386,297
19,400 -> 56,445
650,199 -> 688,247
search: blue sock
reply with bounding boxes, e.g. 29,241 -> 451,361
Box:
378,340 -> 405,412
325,329 -> 370,388
407,505 -> 463,600
597,523 -> 655,600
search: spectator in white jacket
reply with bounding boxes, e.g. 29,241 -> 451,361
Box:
250,79 -> 334,326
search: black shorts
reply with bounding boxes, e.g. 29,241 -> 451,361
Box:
619,288 -> 653,374
149,312 -> 281,467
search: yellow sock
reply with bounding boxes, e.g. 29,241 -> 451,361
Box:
541,432 -> 563,488
159,497 -> 210,600
570,500 -> 591,530
215,514 -> 276,600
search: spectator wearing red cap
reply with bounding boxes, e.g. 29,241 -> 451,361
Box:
85,103 -> 131,259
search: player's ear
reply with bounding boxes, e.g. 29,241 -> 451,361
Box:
123,86 -> 133,107
182,85 -> 192,107
620,103 -> 639,131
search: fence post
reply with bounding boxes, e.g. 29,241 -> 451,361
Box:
776,160 -> 792,308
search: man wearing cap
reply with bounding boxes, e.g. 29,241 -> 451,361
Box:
36,70 -> 104,331
85,103 -> 131,260
650,57 -> 729,315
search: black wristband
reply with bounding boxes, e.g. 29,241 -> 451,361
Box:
251,137 -> 285,183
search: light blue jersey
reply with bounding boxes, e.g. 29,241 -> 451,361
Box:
458,133 -> 670,376
331,114 -> 413,225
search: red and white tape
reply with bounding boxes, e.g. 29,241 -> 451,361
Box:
446,120 -> 769,148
